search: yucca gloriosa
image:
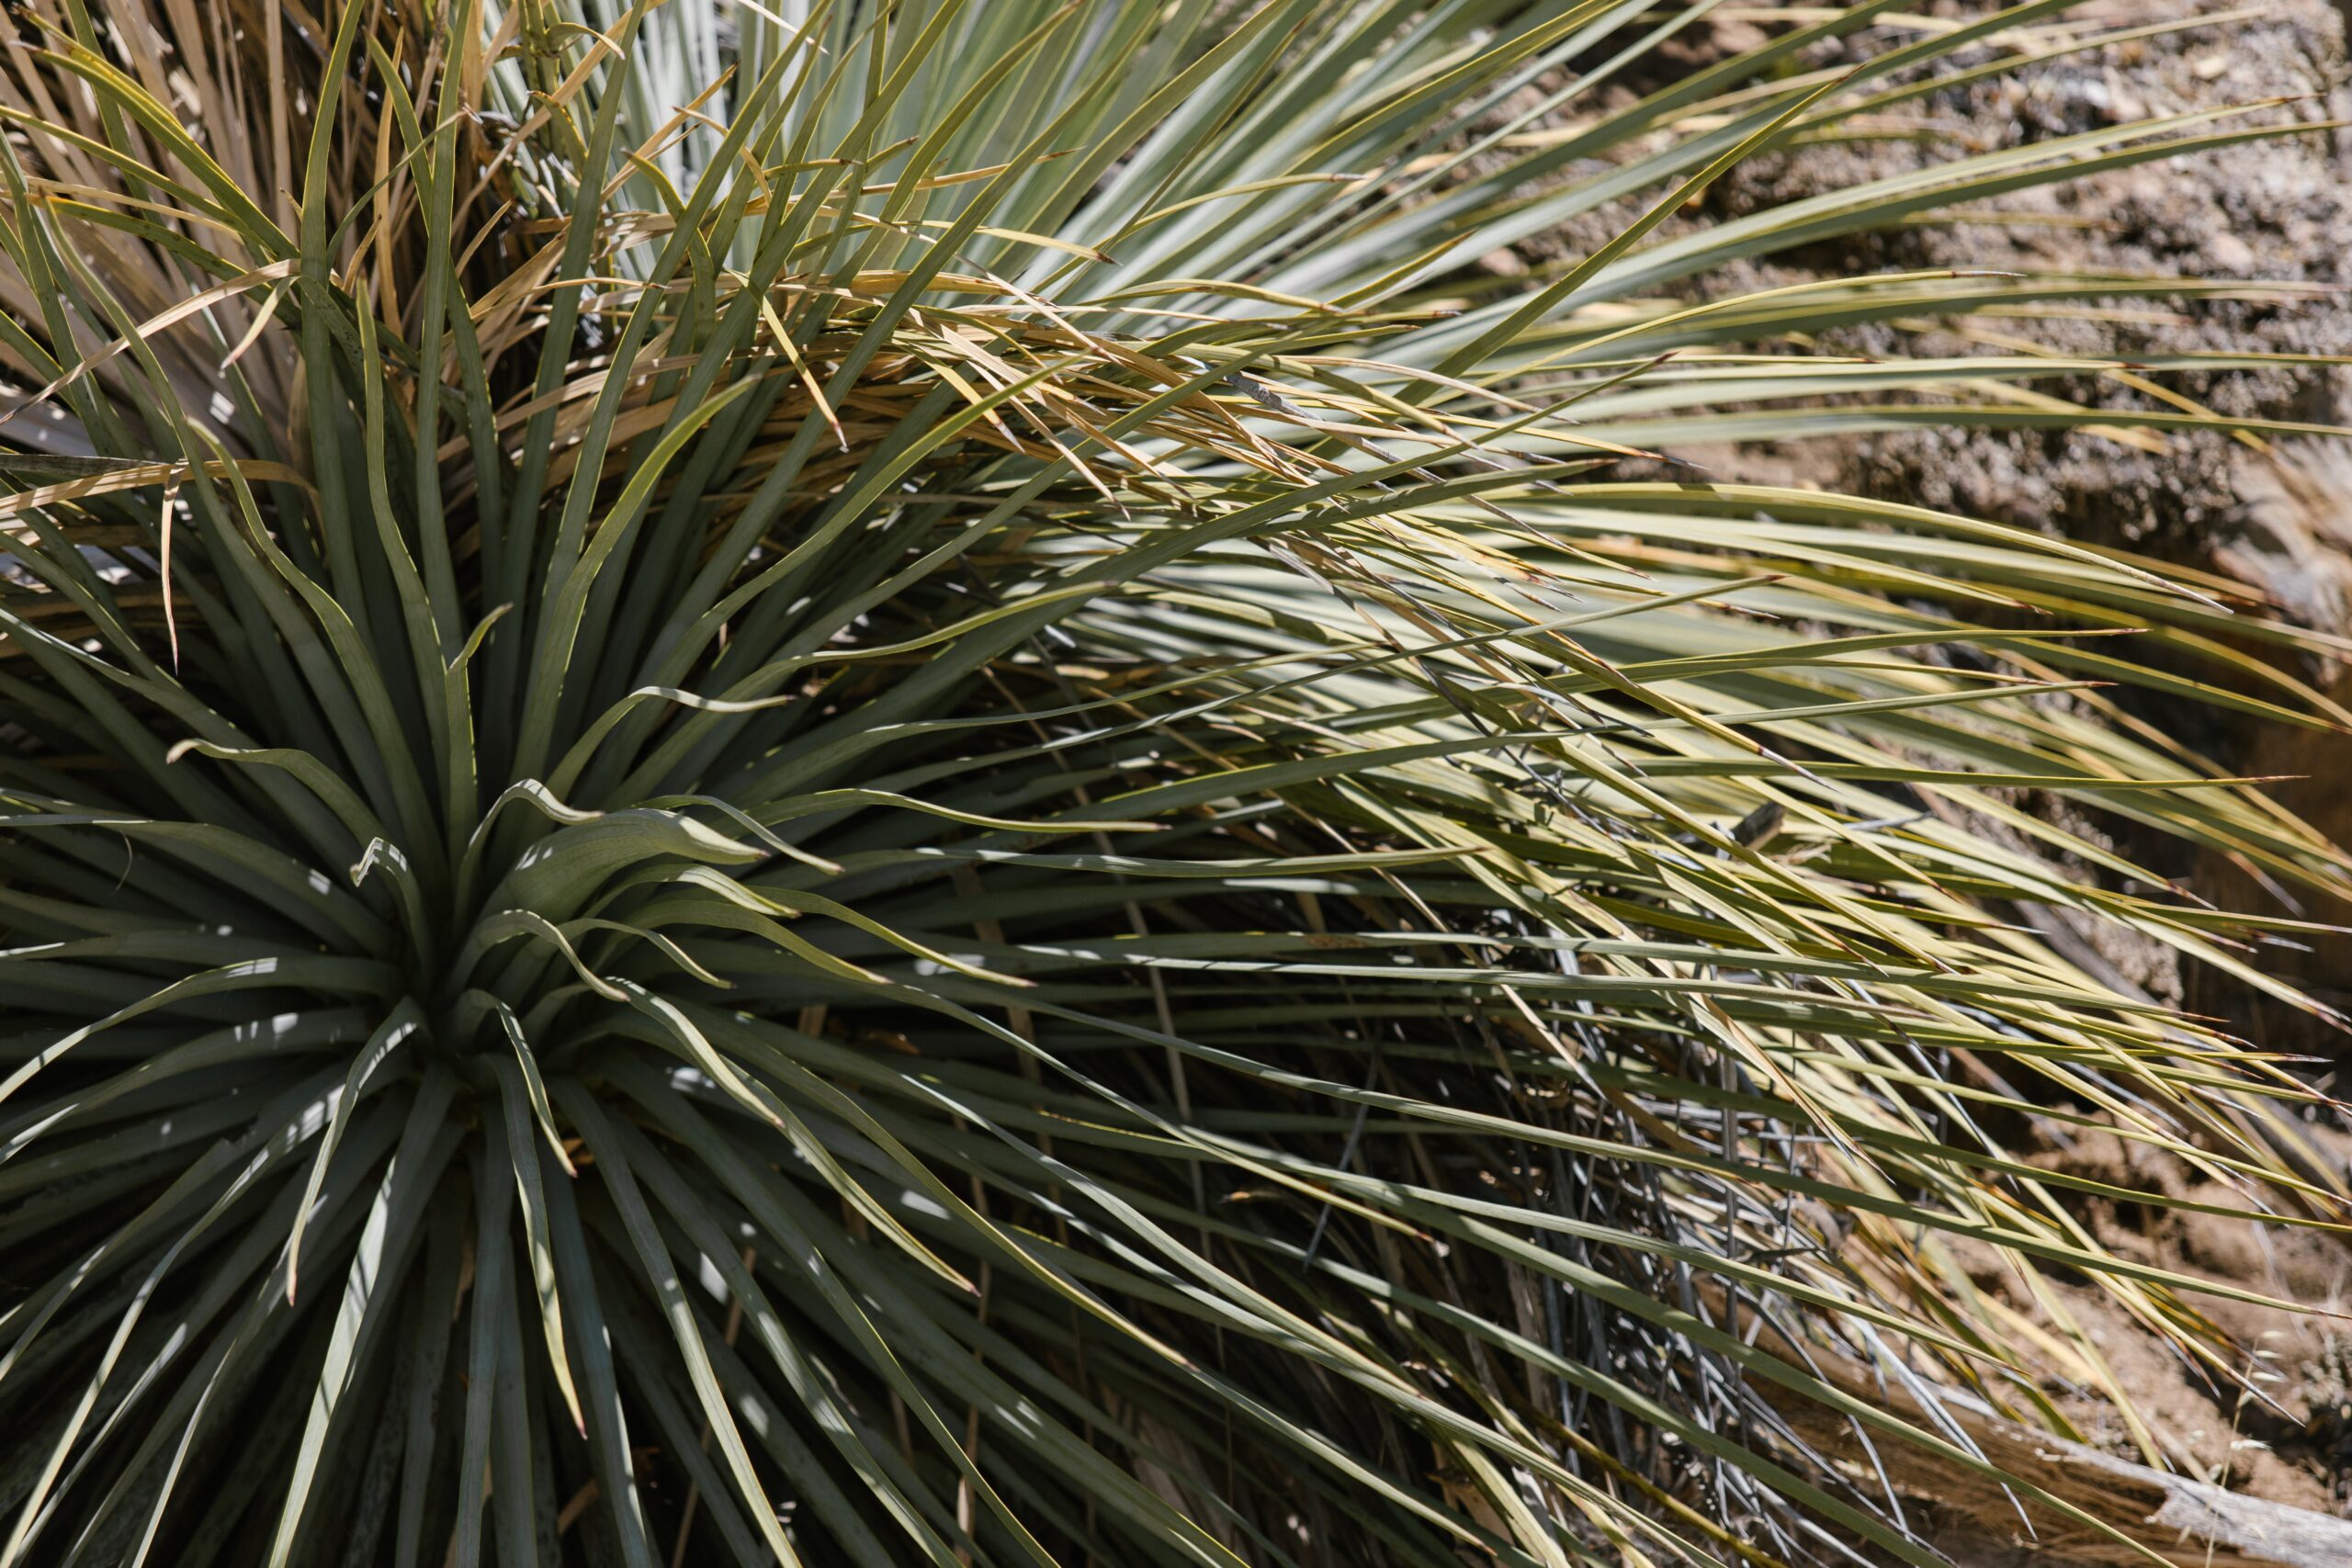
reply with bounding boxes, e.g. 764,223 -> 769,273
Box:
2,0 -> 2348,1562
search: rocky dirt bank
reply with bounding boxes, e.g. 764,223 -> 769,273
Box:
1545,0 -> 2352,1544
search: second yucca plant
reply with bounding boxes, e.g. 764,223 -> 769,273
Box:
1,1 -> 2346,1563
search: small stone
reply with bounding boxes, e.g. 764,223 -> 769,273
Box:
1711,18 -> 1769,56
2103,70 -> 2143,123
2207,232 -> 2256,273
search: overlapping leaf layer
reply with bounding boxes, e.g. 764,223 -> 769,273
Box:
1,3 -> 2346,1564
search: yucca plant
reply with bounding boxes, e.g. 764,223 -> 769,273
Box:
2,0 -> 2348,1562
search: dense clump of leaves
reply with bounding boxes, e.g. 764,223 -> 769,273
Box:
1,1 -> 2346,1563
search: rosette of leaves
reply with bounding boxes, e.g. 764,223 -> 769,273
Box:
0,2 -> 2346,1565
